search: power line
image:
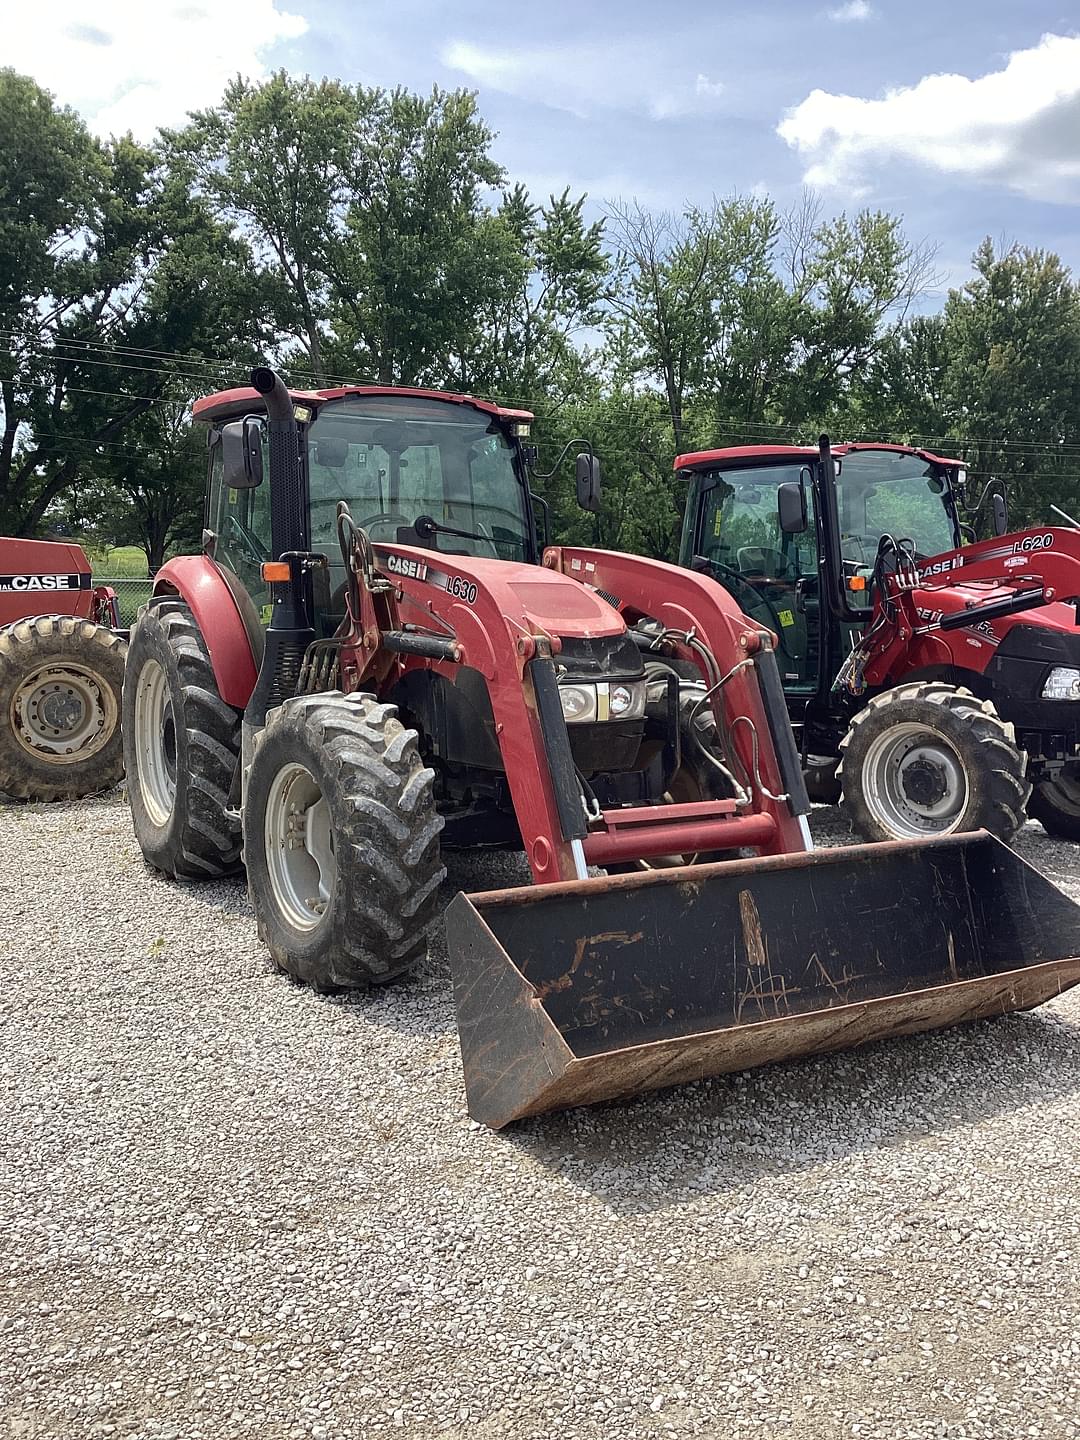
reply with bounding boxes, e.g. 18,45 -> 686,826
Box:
5,344 -> 1080,464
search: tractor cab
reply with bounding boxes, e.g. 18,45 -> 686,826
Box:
195,384 -> 540,633
678,443 -> 965,749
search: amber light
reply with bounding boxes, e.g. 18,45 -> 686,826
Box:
848,575 -> 867,592
261,561 -> 291,582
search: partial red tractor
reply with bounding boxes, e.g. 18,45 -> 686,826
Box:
118,369 -> 1080,1128
676,436 -> 1080,843
0,537 -> 126,800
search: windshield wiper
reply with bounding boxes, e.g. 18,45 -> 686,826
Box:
414,513 -> 490,546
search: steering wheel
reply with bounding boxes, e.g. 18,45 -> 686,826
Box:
354,511 -> 415,539
699,558 -> 792,640
736,545 -> 794,581
841,533 -> 870,568
471,519 -> 500,561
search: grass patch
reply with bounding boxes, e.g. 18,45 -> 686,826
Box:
85,545 -> 148,577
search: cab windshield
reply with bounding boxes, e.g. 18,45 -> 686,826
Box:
306,395 -> 530,563
835,450 -> 958,565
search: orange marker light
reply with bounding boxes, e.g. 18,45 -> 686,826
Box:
848,575 -> 867,592
261,561 -> 291,583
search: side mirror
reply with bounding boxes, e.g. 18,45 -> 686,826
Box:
575,453 -> 601,513
992,492 -> 1008,536
221,417 -> 264,489
778,481 -> 808,534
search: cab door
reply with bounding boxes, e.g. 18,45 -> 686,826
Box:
206,433 -> 273,623
688,466 -> 820,693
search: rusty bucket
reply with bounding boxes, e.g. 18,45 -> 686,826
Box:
445,832 -> 1080,1128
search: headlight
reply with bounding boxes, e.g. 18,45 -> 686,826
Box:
608,682 -> 646,719
1042,667 -> 1080,700
558,680 -> 647,723
559,684 -> 597,723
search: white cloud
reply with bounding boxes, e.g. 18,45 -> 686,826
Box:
5,0 -> 308,139
827,1 -> 872,20
442,39 -> 725,122
778,31 -> 1080,202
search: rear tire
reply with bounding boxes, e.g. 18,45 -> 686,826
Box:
0,615 -> 126,801
123,598 -> 242,878
1029,762 -> 1080,841
838,683 -> 1029,843
244,692 -> 445,989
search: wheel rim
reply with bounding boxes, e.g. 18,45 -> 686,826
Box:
862,722 -> 968,839
10,661 -> 116,765
133,659 -> 177,827
263,762 -> 335,932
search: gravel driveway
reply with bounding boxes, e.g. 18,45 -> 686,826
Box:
3,794 -> 1080,1439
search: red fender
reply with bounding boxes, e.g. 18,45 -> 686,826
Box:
153,555 -> 258,708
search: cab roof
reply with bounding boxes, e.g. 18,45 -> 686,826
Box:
192,384 -> 533,425
674,441 -> 963,472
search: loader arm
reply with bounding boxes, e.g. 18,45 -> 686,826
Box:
347,545 -> 623,885
543,546 -> 812,856
862,526 -> 1080,687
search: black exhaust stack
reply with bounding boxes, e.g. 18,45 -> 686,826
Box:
245,367 -> 316,727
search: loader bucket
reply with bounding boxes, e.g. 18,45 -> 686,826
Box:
446,832 -> 1080,1128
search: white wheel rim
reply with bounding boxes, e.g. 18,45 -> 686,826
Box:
263,762 -> 335,932
862,722 -> 968,839
11,661 -> 116,765
133,659 -> 176,827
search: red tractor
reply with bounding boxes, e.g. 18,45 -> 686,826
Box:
676,436 -> 1080,843
120,371 -> 1080,1126
0,537 -> 126,800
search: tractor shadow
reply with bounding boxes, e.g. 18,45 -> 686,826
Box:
503,1006 -> 1080,1215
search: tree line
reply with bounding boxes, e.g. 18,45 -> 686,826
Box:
3,66 -> 1080,571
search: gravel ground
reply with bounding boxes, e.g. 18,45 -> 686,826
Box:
3,795 -> 1080,1439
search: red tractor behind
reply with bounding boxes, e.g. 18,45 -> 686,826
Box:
0,537 -> 126,800
677,436 -> 1080,843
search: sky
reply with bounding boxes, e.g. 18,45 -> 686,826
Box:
8,0 -> 1080,301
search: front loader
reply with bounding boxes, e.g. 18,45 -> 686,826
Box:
122,370 -> 1080,1127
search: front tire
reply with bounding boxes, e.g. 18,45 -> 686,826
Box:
0,615 -> 126,801
1029,762 -> 1080,841
804,753 -> 842,806
244,692 -> 445,989
838,683 -> 1029,842
123,598 -> 242,878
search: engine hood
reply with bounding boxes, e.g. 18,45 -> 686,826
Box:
374,547 -> 627,643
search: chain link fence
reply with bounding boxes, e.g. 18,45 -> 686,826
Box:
93,577 -> 153,627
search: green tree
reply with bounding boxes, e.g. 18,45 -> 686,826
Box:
852,312 -> 951,442
0,79 -> 162,536
175,72 -> 361,383
779,197 -> 939,429
460,186 -> 608,400
941,239 -> 1080,527
0,69 -> 267,543
326,86 -> 509,386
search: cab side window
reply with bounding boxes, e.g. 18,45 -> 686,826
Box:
207,429 -> 272,619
